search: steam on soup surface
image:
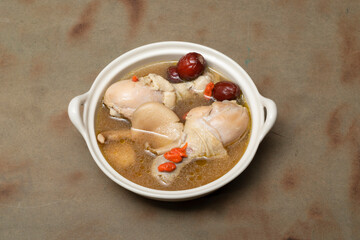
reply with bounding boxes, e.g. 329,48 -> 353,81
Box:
95,55 -> 251,191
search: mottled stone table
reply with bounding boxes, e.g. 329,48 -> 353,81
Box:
1,0 -> 359,239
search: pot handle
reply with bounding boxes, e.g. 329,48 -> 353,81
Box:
259,96 -> 277,141
68,92 -> 89,138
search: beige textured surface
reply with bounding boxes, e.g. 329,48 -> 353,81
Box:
1,0 -> 359,239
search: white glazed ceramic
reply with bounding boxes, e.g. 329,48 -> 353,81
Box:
68,41 -> 277,201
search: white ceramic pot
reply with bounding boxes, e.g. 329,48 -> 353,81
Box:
68,41 -> 277,201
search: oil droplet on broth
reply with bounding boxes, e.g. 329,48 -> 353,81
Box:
195,159 -> 207,166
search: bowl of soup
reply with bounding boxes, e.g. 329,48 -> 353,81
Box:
68,41 -> 277,201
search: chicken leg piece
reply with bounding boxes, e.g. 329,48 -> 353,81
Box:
97,102 -> 185,154
151,101 -> 250,185
103,74 -> 176,120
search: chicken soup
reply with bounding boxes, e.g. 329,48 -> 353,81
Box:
95,53 -> 251,190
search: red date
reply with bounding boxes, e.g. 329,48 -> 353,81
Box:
177,52 -> 206,81
166,66 -> 183,83
213,81 -> 241,101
